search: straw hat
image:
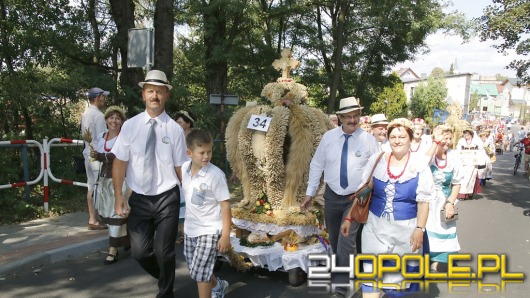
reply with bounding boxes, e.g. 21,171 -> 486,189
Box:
371,114 -> 388,126
336,97 -> 363,114
138,70 -> 173,90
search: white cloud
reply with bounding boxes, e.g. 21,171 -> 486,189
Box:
396,32 -> 520,78
395,0 -> 525,78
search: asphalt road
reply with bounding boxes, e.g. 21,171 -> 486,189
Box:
1,152 -> 529,298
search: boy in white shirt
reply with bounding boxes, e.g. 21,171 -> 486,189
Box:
182,128 -> 231,298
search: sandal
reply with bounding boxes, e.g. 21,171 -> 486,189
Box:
88,223 -> 108,230
103,251 -> 119,265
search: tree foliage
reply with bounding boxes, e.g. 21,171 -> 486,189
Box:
0,0 -> 475,222
469,91 -> 480,112
479,0 -> 530,83
409,74 -> 448,125
370,72 -> 408,120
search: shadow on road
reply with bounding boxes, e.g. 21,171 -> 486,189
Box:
480,151 -> 530,213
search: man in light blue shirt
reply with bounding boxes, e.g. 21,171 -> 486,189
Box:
301,96 -> 378,297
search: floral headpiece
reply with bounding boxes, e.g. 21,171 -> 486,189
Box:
411,118 -> 426,126
178,110 -> 195,123
388,118 -> 413,131
360,116 -> 371,124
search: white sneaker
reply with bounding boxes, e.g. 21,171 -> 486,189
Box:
212,277 -> 229,298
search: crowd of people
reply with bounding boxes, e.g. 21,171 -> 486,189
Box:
81,69 -> 516,298
317,101 -> 506,297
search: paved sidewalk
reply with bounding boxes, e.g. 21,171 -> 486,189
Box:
0,212 -> 107,275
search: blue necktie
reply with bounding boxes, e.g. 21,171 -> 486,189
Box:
142,119 -> 157,193
340,134 -> 351,189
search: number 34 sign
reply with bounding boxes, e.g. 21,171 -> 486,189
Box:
247,115 -> 272,132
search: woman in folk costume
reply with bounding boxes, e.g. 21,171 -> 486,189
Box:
340,118 -> 436,298
456,124 -> 485,200
91,106 -> 131,264
425,124 -> 463,273
478,130 -> 495,185
410,118 -> 432,156
360,115 -> 372,133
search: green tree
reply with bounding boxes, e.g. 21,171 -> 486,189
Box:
409,74 -> 448,125
495,73 -> 508,81
370,72 -> 408,119
302,0 -> 448,113
469,91 -> 480,113
479,0 -> 530,83
449,63 -> 455,75
431,67 -> 446,78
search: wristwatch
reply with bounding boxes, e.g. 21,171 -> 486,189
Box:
416,226 -> 426,233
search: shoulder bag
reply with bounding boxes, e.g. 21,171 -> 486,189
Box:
347,152 -> 384,224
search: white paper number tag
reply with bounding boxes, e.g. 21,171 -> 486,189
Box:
247,115 -> 272,132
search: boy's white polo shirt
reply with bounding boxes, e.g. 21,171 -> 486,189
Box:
182,160 -> 230,238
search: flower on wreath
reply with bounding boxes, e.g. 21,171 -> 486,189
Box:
311,209 -> 324,230
252,191 -> 273,216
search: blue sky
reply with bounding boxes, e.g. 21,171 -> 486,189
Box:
395,0 -> 522,78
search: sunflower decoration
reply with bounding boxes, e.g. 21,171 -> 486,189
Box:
252,191 -> 273,216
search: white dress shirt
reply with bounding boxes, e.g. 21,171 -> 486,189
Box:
112,111 -> 188,195
81,104 -> 107,158
306,126 -> 379,196
182,161 -> 230,238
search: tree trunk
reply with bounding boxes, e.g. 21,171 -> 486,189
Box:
108,0 -> 143,114
327,2 -> 348,114
0,0 -> 14,72
203,2 -> 228,95
22,107 -> 33,141
87,0 -> 101,63
153,0 -> 174,81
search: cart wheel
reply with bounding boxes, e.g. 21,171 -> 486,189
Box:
213,257 -> 223,272
288,267 -> 306,287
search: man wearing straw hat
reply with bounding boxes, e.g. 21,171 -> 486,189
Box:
301,96 -> 378,297
371,113 -> 390,152
112,70 -> 188,297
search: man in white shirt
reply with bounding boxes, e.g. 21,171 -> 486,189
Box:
81,87 -> 108,230
518,127 -> 526,141
301,97 -> 378,297
112,70 -> 188,297
371,113 -> 390,152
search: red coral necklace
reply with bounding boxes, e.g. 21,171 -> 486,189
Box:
387,151 -> 410,180
435,155 -> 447,169
410,141 -> 421,152
103,133 -> 117,152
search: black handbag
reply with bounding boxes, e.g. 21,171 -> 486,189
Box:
73,123 -> 86,174
73,155 -> 86,174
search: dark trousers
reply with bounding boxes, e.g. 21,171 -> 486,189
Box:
324,185 -> 360,291
128,186 -> 180,298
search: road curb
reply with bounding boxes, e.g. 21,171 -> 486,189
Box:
0,236 -> 107,275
